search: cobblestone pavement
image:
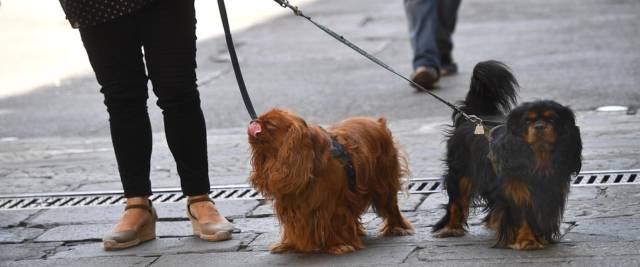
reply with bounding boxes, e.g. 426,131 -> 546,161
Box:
1,110 -> 639,266
0,111 -> 638,195
1,0 -> 640,265
1,182 -> 640,266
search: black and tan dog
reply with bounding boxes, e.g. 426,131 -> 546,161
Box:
432,61 -> 583,250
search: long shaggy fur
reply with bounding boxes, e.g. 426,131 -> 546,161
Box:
432,60 -> 583,250
248,108 -> 414,255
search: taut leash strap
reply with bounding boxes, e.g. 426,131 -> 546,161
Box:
271,0 -> 485,129
218,0 -> 258,120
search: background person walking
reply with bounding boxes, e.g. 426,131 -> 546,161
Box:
404,0 -> 461,89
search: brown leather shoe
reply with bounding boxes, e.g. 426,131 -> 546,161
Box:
187,196 -> 234,241
440,53 -> 458,76
103,200 -> 157,251
410,66 -> 440,90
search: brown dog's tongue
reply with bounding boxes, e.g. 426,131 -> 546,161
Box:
248,121 -> 262,137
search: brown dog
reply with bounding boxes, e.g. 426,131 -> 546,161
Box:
247,108 -> 414,254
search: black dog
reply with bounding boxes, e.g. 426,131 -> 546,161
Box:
432,61 -> 582,250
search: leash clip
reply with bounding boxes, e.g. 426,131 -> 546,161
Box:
474,123 -> 485,135
468,115 -> 485,135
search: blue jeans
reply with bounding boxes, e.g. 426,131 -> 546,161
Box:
404,0 -> 461,70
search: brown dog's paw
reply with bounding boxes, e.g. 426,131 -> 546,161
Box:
270,243 -> 294,254
382,226 -> 415,236
508,239 -> 544,250
326,245 -> 357,255
433,227 -> 465,238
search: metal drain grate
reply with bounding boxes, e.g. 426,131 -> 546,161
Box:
0,185 -> 260,211
0,170 -> 638,210
571,169 -> 639,187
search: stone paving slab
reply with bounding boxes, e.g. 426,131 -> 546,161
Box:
0,242 -> 62,262
24,199 -> 260,226
34,221 -> 198,242
564,186 -> 640,220
231,216 -> 281,234
3,256 -> 157,267
0,227 -> 44,243
417,191 -> 447,213
399,194 -> 426,212
156,199 -> 260,220
247,201 -> 273,218
246,232 -> 280,252
564,216 -> 640,243
399,256 -> 640,267
50,234 -> 255,259
27,205 -> 123,226
151,245 -> 417,267
0,210 -> 40,228
405,240 -> 640,263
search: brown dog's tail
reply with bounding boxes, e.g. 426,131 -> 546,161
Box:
377,117 -> 411,196
397,148 -> 411,197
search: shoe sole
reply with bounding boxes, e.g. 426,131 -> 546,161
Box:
190,216 -> 233,242
103,224 -> 156,251
411,70 -> 439,90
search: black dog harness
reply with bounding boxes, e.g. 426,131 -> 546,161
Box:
320,128 -> 357,192
330,136 -> 357,192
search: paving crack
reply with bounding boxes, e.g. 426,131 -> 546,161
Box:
40,245 -> 60,260
238,233 -> 261,252
560,221 -> 578,239
145,256 -> 162,266
401,246 -> 420,263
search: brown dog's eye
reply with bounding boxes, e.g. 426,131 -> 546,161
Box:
264,121 -> 277,130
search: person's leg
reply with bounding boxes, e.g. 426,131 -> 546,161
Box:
436,0 -> 461,75
138,0 -> 231,237
404,0 -> 440,89
80,15 -> 152,198
138,0 -> 209,197
405,0 -> 440,70
79,14 -> 155,248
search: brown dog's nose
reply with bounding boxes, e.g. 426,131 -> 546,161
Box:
534,121 -> 545,131
248,121 -> 262,137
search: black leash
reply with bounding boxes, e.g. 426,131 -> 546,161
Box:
217,0 -> 258,121
271,0 -> 490,134
218,0 -> 490,133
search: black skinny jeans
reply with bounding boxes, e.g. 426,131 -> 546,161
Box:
79,0 -> 210,198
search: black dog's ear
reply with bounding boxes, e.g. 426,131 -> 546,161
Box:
505,103 -> 533,137
491,131 -> 533,176
491,104 -> 534,176
553,106 -> 583,176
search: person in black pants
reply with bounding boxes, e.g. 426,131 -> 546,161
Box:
59,0 -> 233,250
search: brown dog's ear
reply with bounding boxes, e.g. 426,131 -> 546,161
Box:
270,122 -> 314,195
